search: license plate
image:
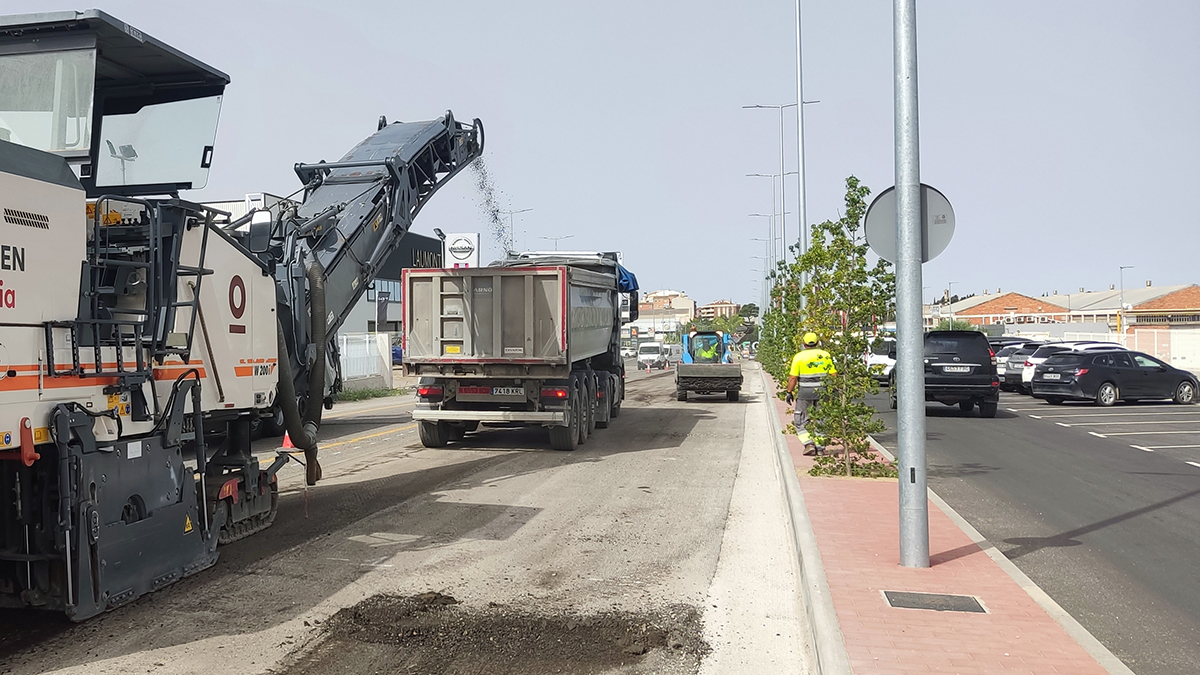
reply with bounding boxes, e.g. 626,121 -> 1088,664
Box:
942,365 -> 970,373
492,387 -> 523,396
458,386 -> 490,395
1043,373 -> 1061,380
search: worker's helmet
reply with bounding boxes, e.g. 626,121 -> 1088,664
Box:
802,332 -> 819,347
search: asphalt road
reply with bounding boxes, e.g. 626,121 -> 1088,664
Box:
0,362 -> 808,674
872,391 -> 1200,675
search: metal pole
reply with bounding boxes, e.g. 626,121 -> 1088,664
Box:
947,281 -> 957,327
1119,265 -> 1132,335
795,0 -> 808,303
894,0 -> 928,568
778,107 -> 787,265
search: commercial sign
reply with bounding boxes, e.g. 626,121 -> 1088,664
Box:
444,233 -> 480,268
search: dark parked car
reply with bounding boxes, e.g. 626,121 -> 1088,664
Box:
890,330 -> 1000,417
1001,342 -> 1045,392
1031,350 -> 1198,406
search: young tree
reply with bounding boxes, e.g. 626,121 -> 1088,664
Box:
759,176 -> 895,476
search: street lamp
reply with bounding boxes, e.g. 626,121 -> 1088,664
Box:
744,104 -> 797,263
748,172 -> 796,264
947,281 -> 958,326
1119,265 -> 1133,335
499,208 -> 532,253
539,235 -> 574,250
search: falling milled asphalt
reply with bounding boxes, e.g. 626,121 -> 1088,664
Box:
0,362 -> 809,674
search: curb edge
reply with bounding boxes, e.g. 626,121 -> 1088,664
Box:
866,435 -> 1136,675
762,367 -> 852,675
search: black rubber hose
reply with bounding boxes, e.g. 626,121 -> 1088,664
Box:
275,259 -> 327,485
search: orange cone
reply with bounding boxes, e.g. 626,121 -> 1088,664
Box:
282,432 -> 294,449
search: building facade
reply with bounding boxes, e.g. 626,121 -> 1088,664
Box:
698,299 -> 739,320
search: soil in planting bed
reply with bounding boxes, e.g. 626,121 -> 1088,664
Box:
283,592 -> 710,674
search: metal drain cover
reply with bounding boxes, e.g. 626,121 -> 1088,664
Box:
884,591 -> 985,613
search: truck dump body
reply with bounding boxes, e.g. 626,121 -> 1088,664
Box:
403,265 -> 618,378
407,252 -> 637,451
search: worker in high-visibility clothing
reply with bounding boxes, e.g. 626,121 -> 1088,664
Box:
695,336 -> 720,362
785,332 -> 835,455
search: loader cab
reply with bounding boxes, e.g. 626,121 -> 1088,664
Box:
0,10 -> 229,197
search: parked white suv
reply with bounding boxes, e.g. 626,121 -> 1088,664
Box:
867,337 -> 896,383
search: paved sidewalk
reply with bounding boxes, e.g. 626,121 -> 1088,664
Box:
769,391 -> 1131,674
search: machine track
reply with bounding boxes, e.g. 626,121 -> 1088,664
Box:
218,486 -> 279,545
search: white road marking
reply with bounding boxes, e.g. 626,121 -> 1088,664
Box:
1100,430 -> 1200,436
1188,462 -> 1200,469
1062,420 -> 1200,427
1039,410 -> 1200,418
1131,445 -> 1154,452
1089,432 -> 1107,438
1144,445 -> 1200,450
1029,414 -> 1042,419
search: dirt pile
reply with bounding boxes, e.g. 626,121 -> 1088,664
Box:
284,592 -> 709,674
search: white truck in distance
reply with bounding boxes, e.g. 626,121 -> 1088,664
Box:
403,252 -> 639,450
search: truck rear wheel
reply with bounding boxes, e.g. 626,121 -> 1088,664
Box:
418,421 -> 451,447
596,378 -> 612,429
677,389 -> 687,402
549,393 -> 580,451
577,381 -> 590,446
584,377 -> 597,436
726,390 -> 739,402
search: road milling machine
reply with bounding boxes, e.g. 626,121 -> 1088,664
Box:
0,10 -> 482,619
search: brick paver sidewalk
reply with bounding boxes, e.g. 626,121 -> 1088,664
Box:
772,397 -> 1120,674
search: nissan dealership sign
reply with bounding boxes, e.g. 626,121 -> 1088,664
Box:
445,233 -> 480,268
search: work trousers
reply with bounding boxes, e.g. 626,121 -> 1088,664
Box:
793,397 -> 817,446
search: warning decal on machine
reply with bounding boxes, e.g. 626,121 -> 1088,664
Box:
184,514 -> 194,534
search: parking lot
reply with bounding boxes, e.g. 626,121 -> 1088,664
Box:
1005,395 -> 1200,468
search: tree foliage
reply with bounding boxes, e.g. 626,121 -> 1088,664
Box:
934,318 -> 978,331
758,176 -> 896,477
738,303 -> 759,318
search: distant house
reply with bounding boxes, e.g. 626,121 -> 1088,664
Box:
698,299 -> 739,320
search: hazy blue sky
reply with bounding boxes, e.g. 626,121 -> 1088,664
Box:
15,1 -> 1198,306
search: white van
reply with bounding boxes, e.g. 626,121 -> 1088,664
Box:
637,342 -> 667,370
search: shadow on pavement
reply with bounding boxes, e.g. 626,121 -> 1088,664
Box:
1001,487 -> 1200,561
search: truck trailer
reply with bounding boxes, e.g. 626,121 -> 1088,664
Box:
404,252 -> 639,450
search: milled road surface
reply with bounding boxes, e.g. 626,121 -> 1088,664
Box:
0,363 -> 808,674
872,391 -> 1200,675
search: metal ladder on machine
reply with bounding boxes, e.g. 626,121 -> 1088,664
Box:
43,198 -> 215,424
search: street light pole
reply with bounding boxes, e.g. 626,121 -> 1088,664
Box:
748,173 -> 796,265
539,235 -> 574,251
499,208 -> 532,253
744,104 -> 798,263
894,0 -> 928,569
947,281 -> 957,327
1119,265 -> 1133,335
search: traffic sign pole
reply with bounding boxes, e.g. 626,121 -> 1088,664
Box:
894,0 -> 929,568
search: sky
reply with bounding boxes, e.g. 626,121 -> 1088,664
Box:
12,0 -> 1198,307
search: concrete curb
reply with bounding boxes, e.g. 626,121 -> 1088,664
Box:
866,436 -> 1136,675
760,368 -> 852,675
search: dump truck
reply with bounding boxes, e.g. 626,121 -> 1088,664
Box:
675,330 -> 743,401
404,252 -> 639,450
0,9 -> 481,620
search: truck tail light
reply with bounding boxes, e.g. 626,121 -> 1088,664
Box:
540,386 -> 569,400
417,385 -> 444,401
